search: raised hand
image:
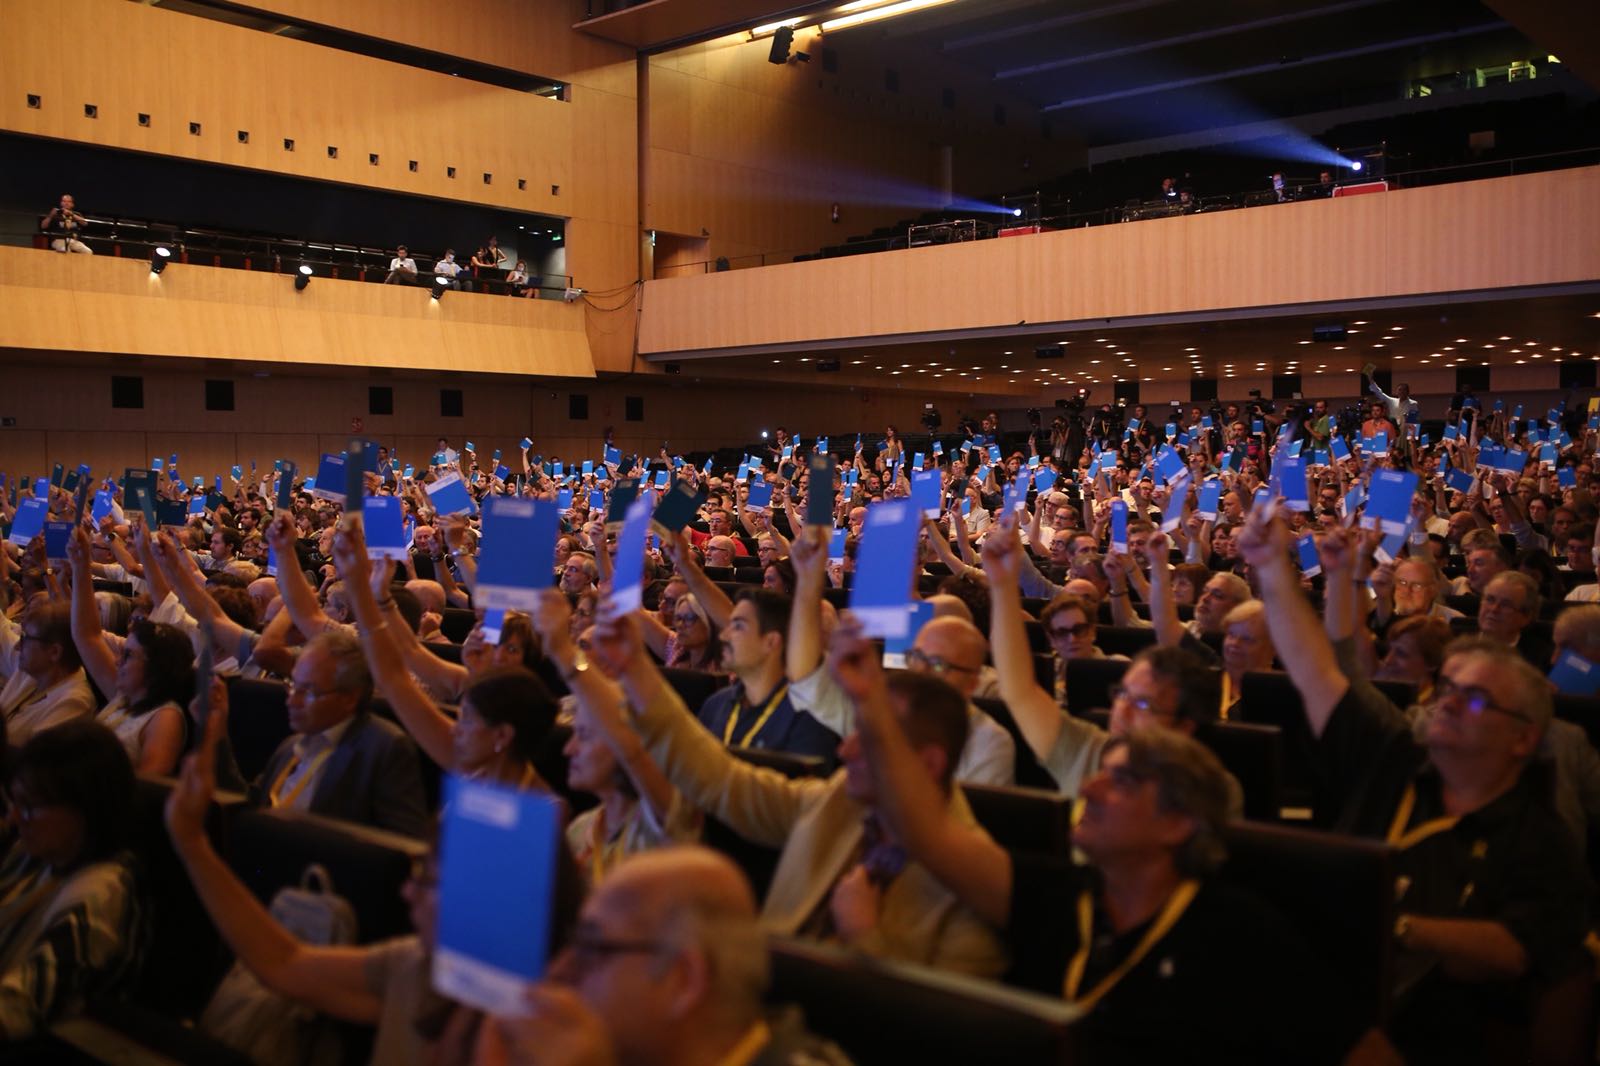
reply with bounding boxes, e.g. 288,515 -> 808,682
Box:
1234,504 -> 1290,568
528,587 -> 574,653
826,615 -> 885,703
1316,526 -> 1358,575
979,522 -> 1024,586
330,519 -> 372,585
264,512 -> 297,553
166,683 -> 228,846
790,525 -> 828,585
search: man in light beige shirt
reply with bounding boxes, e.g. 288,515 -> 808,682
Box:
0,602 -> 96,745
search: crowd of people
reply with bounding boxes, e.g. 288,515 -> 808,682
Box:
1,376 -> 1598,1064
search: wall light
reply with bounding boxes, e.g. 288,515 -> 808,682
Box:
295,264 -> 313,292
150,246 -> 172,275
431,275 -> 448,301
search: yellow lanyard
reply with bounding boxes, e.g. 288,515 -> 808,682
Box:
713,1021 -> 773,1066
722,683 -> 789,747
1219,673 -> 1235,721
1065,879 -> 1201,1009
269,746 -> 335,808
1386,782 -> 1459,851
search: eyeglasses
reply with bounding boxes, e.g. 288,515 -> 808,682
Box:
1047,622 -> 1095,641
905,647 -> 979,676
1109,685 -> 1175,719
1433,679 -> 1531,723
286,681 -> 340,702
565,928 -> 665,971
672,615 -> 703,630
1394,578 -> 1433,591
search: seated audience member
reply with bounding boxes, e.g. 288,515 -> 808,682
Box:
582,612 -> 1005,976
1239,509 -> 1588,1065
165,707 -> 581,1066
1039,591 -> 1127,702
1369,556 -> 1462,634
830,624 -> 1366,1064
40,193 -> 91,255
383,245 -> 417,285
505,259 -> 532,297
1108,538 -> 1249,660
433,249 -> 462,289
687,509 -> 750,557
67,528 -> 192,773
561,552 -> 599,595
0,722 -> 142,1043
785,527 -> 1015,786
244,629 -> 428,837
330,525 -> 553,789
479,848 -> 850,1066
1218,599 -> 1275,718
1373,615 -> 1453,698
1476,571 -> 1552,668
0,601 -> 96,745
1449,539 -> 1509,599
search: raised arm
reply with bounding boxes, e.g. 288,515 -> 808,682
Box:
330,521 -> 458,771
264,514 -> 333,637
664,532 -> 733,631
1234,506 -> 1349,736
981,523 -> 1070,760
830,622 -> 1012,928
150,532 -> 248,655
786,526 -> 829,683
65,527 -> 118,699
1143,530 -> 1185,647
166,703 -> 381,1022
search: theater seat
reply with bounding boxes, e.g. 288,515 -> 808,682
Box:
438,607 -> 476,643
971,696 -> 1059,791
423,641 -> 462,664
1194,720 -> 1283,822
960,782 -> 1071,856
1218,822 -> 1394,1028
1094,625 -> 1157,659
767,938 -> 1079,1065
1234,671 -> 1326,820
223,677 -> 291,784
1063,658 -> 1131,717
1554,693 -> 1600,753
663,667 -> 722,713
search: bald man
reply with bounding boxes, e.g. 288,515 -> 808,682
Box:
787,531 -> 1016,785
480,847 -> 850,1066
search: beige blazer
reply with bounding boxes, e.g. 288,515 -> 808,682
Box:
635,681 -> 1007,978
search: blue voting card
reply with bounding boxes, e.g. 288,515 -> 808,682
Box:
608,495 -> 655,617
192,476 -> 203,490
494,463 -> 511,482
276,462 -> 298,511
311,454 -> 347,502
931,441 -> 943,455
589,490 -> 605,510
1272,456 -> 1310,511
1160,471 -> 1189,533
960,438 -> 974,454
363,497 -> 409,561
130,485 -> 157,531
977,464 -> 992,483
807,456 -> 836,527
1373,516 -> 1415,566
1444,467 -> 1476,494
1365,470 -> 1419,534
9,499 -> 50,547
480,608 -> 507,646
882,601 -> 936,670
1526,427 -> 1543,445
988,444 -> 1002,463
960,497 -> 972,517
476,498 -> 560,611
781,445 -> 793,462
1003,475 -> 1030,515
651,481 -> 707,535
581,460 -> 594,477
425,472 -> 476,516
1560,466 -> 1577,489
151,457 -> 163,472
1034,469 -> 1059,494
556,487 -> 575,512
1539,443 -> 1558,467
1154,447 -> 1185,484
735,463 -> 749,483
1196,478 -> 1222,521
1550,650 -> 1600,697
654,470 -> 670,489
33,477 -> 49,501
1370,432 -> 1389,457
520,437 -> 534,451
1251,419 -> 1264,435
911,469 -> 942,518
604,445 -> 622,467
1311,450 -> 1330,469
91,490 -> 115,525
42,521 -> 71,563
1027,455 -> 1041,470
551,461 -> 564,479
1109,499 -> 1129,553
402,464 -> 415,482
1165,422 -> 1178,439
702,457 -> 715,474
188,496 -> 206,517
433,776 -> 562,1016
1493,399 -> 1504,413
344,443 -> 369,505
1343,484 -> 1366,518
849,499 -> 922,639
1328,434 -> 1349,462
490,449 -> 502,463
746,478 -> 774,511
1285,439 -> 1303,458
601,480 -> 640,521
1495,447 -> 1527,475
1201,415 -> 1215,430
1443,424 -> 1459,442
50,463 -> 64,488
1296,533 -> 1322,577
828,527 -> 847,561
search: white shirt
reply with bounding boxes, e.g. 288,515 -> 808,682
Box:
388,256 -> 416,273
270,717 -> 354,811
1368,383 -> 1420,426
434,258 -> 461,278
1,669 -> 97,745
1566,583 -> 1600,603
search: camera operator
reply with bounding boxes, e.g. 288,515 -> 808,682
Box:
41,193 -> 92,254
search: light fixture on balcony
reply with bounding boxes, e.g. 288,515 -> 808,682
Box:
295,264 -> 313,292
150,246 -> 172,275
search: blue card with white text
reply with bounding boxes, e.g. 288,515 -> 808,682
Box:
476,498 -> 560,610
849,499 -> 922,639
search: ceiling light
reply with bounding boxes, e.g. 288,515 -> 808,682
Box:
1352,320 -> 1368,325
820,0 -> 962,33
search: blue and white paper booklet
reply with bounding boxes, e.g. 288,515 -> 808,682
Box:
433,776 -> 562,1016
425,472 -> 476,516
1296,533 -> 1322,578
849,499 -> 922,639
363,497 -> 409,561
311,454 -> 347,503
1109,499 -> 1129,554
911,470 -> 942,518
1550,650 -> 1600,697
7,498 -> 47,547
607,495 -> 654,617
476,498 -> 560,611
882,601 -> 935,670
1364,470 -> 1418,534
1195,479 -> 1222,521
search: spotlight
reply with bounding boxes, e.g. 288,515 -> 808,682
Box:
295,264 -> 312,291
432,275 -> 448,301
150,246 -> 172,275
1012,207 -> 1023,217
1351,160 -> 1363,172
760,430 -> 769,439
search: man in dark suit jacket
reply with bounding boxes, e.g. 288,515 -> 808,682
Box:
248,630 -> 427,838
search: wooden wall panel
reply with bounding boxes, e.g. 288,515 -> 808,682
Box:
639,166 -> 1600,355
1,0 -> 575,219
0,248 -> 595,377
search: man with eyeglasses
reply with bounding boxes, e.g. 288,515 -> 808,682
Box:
1369,557 -> 1463,636
248,629 -> 427,837
584,611 -> 1006,977
482,846 -> 851,1066
784,528 -> 1015,786
0,602 -> 96,745
1476,572 -> 1551,669
1238,509 -> 1587,1065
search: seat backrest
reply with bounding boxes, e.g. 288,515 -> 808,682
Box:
1022,618 -> 1050,654
767,938 -> 1079,1065
1194,720 -> 1284,822
1233,671 -> 1326,816
960,782 -> 1072,856
423,641 -> 463,665
971,696 -> 1059,791
224,808 -> 425,946
1218,821 -> 1394,1028
1062,657 -> 1130,717
662,667 -> 723,714
223,677 -> 291,784
438,607 -> 476,644
1554,693 -> 1600,753
1094,625 -> 1157,659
